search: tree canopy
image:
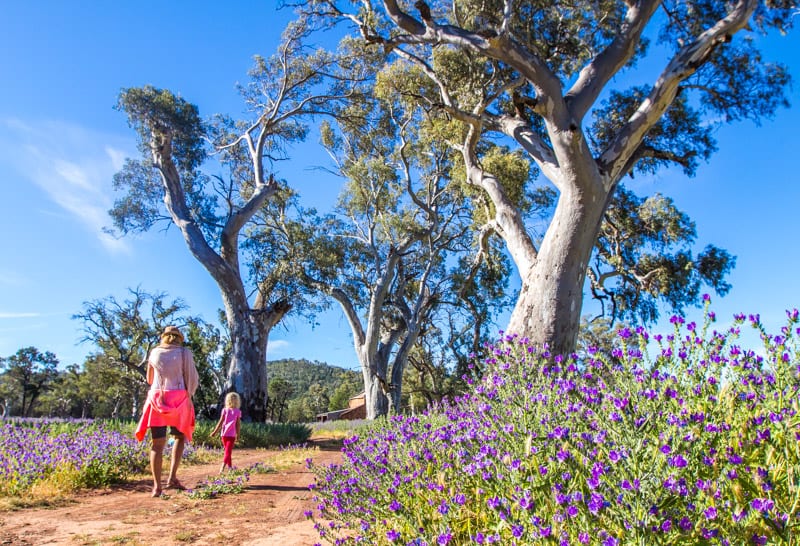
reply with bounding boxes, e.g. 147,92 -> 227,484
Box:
296,0 -> 796,354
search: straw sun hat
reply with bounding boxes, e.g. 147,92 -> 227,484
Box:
160,325 -> 184,343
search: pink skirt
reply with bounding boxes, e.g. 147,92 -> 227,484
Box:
135,389 -> 196,444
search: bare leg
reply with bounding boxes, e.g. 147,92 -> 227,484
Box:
167,436 -> 185,487
150,437 -> 166,496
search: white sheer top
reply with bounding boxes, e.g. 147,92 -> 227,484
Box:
148,345 -> 199,396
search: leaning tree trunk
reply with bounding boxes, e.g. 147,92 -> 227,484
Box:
387,321 -> 423,413
506,187 -> 608,356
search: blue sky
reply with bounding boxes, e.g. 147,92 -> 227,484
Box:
1,2 -> 798,370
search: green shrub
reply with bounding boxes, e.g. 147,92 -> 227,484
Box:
192,420 -> 312,448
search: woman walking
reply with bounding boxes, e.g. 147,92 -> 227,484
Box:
135,325 -> 199,497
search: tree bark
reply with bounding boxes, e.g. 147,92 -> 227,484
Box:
507,187 -> 608,355
361,360 -> 390,420
222,299 -> 291,422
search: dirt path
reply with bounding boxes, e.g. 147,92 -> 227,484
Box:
0,441 -> 343,546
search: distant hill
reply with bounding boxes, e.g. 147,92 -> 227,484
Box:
266,359 -> 362,421
267,358 -> 360,393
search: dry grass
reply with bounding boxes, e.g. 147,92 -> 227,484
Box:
0,494 -> 76,511
266,445 -> 319,471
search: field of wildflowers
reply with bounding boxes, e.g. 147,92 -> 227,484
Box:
310,303 -> 800,545
0,418 -> 313,500
0,419 -> 149,496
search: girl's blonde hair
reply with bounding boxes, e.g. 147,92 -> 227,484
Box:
225,392 -> 241,409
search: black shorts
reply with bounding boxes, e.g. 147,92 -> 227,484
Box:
150,426 -> 185,440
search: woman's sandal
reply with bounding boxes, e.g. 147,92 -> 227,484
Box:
167,479 -> 186,490
151,486 -> 162,497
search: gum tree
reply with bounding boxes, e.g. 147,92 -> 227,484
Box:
304,65 -> 501,418
73,288 -> 191,381
110,18 -> 358,419
72,287 -> 210,417
301,0 -> 796,355
0,347 -> 59,417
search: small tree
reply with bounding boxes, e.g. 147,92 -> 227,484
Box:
0,347 -> 59,417
329,378 -> 360,411
74,288 -> 222,418
267,377 -> 294,422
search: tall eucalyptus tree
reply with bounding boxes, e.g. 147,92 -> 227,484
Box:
306,74 -> 495,418
300,0 -> 796,355
110,18 -> 361,419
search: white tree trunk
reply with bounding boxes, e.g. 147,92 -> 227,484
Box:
362,365 -> 390,420
507,187 -> 607,355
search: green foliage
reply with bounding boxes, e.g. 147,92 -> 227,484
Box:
116,85 -> 206,172
107,158 -> 164,233
0,347 -> 60,417
267,377 -> 294,422
185,472 -> 249,500
267,358 -> 361,421
110,86 -> 211,236
456,0 -> 630,75
236,421 -> 312,447
192,419 -> 312,448
591,88 -> 717,177
239,185 -> 327,319
328,381 -> 359,411
590,186 -> 735,325
477,146 -> 533,209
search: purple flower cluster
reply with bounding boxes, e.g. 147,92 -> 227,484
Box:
0,419 -> 148,494
186,472 -> 249,499
310,305 -> 800,544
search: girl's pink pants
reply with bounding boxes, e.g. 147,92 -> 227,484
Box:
222,436 -> 235,467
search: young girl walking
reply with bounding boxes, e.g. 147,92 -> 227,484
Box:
210,392 -> 242,473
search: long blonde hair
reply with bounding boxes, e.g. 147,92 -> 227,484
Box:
225,392 -> 241,409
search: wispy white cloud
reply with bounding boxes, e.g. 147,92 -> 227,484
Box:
105,146 -> 128,172
0,312 -> 40,319
268,339 -> 290,353
0,119 -> 134,254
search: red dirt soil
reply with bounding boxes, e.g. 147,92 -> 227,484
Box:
0,440 -> 344,546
